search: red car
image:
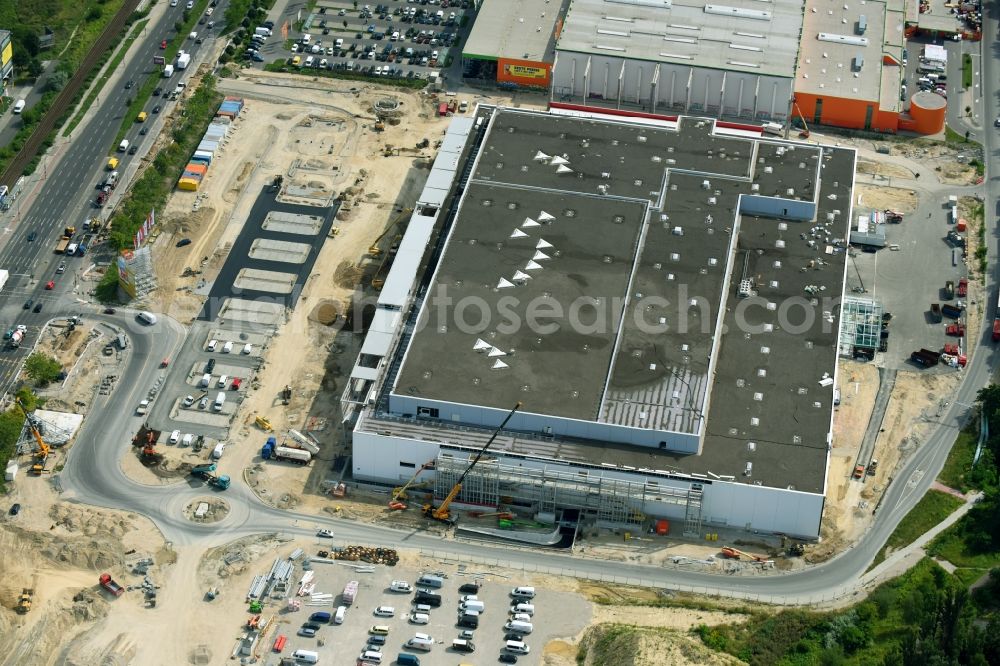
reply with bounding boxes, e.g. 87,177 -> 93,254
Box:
231,377 -> 242,390
160,39 -> 167,49
96,191 -> 107,206
45,280 -> 54,290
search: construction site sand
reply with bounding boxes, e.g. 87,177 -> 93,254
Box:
856,184 -> 919,213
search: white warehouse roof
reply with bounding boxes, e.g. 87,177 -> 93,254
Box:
556,0 -> 804,78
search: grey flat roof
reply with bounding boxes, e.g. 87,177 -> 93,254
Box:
796,0 -> 899,101
556,0 -> 803,78
385,108 -> 854,492
463,0 -> 567,62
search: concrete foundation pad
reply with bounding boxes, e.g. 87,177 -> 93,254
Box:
234,268 -> 298,294
218,298 -> 284,328
261,210 -> 324,235
248,238 -> 312,264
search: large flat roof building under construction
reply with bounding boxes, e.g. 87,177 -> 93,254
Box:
345,106 -> 856,539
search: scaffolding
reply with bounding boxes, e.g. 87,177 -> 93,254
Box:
433,454 -> 693,527
839,296 -> 884,357
117,246 -> 158,299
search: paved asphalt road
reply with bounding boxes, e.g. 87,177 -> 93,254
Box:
15,11 -> 1000,606
0,3 -> 228,396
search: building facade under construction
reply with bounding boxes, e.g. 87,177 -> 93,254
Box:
343,105 -> 856,540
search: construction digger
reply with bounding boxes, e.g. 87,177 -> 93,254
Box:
190,463 -> 231,490
368,208 -> 413,258
389,461 -> 435,510
423,402 -> 522,524
17,399 -> 50,476
720,546 -> 768,562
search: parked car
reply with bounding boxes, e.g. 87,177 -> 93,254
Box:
9,503 -> 21,516
374,606 -> 395,617
183,395 -> 195,406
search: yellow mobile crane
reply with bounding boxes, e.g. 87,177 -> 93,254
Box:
423,402 -> 522,523
17,399 -> 51,476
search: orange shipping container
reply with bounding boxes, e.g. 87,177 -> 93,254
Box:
655,519 -> 669,535
957,219 -> 967,231
184,163 -> 208,175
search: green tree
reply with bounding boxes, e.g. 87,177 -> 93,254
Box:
24,352 -> 61,386
44,70 -> 69,93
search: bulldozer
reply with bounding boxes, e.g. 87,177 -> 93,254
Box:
15,588 -> 33,614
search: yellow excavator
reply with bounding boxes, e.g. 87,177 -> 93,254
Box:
17,399 -> 50,476
423,402 -> 522,523
368,208 -> 413,258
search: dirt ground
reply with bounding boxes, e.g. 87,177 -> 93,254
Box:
855,184 -> 919,214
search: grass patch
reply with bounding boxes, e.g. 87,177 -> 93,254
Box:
945,124 -> 972,144
869,489 -> 964,570
699,558 -> 992,665
929,527 -> 1000,588
963,53 -> 973,89
939,429 -> 980,493
106,76 -> 223,251
63,19 -> 148,137
263,60 -> 429,89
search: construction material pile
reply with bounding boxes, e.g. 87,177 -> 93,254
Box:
320,546 -> 399,566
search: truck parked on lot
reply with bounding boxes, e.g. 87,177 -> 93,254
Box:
911,348 -> 941,367
0,269 -> 8,293
99,573 -> 124,597
343,580 -> 359,604
261,437 -> 312,464
930,303 -> 943,323
945,280 -> 955,299
941,303 -> 963,319
958,278 -> 968,296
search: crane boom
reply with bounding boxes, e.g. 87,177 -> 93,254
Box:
425,402 -> 522,522
17,399 -> 50,474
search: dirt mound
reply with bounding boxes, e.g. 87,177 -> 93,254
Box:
310,300 -> 342,325
198,534 -> 289,582
577,624 -> 740,666
333,260 -> 364,289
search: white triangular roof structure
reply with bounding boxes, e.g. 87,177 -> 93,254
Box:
550,156 -> 569,165
534,151 -> 550,162
522,217 -> 540,227
533,251 -> 550,261
512,270 -> 531,281
497,277 -> 515,289
525,260 -> 543,270
538,211 -> 555,222
488,347 -> 507,357
473,338 -> 492,351
536,239 -> 553,249
492,359 -> 509,369
510,228 -> 529,238
556,164 -> 574,174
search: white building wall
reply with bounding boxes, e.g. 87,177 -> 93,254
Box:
552,51 -> 793,121
352,429 -> 823,538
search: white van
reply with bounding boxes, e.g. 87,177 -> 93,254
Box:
200,373 -> 212,388
505,640 -> 530,655
335,38 -> 344,48
305,55 -> 314,68
213,391 -> 226,411
301,33 -> 312,45
405,634 -> 433,650
504,620 -> 533,634
511,603 -> 534,615
409,613 -> 430,625
346,60 -> 355,71
460,600 -> 484,613
13,99 -> 25,114
217,374 -> 228,388
181,433 -> 194,447
118,139 -> 130,153
511,586 -> 535,599
138,311 -> 157,325
169,430 -> 180,444
222,341 -> 233,353
207,339 -> 218,351
359,651 -> 382,664
291,649 -> 319,663
212,442 -> 225,459
334,605 -> 346,624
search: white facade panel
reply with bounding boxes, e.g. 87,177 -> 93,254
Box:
553,50 -> 792,121
352,428 -> 823,538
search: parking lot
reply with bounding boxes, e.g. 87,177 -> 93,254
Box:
247,0 -> 473,82
270,548 -> 590,665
